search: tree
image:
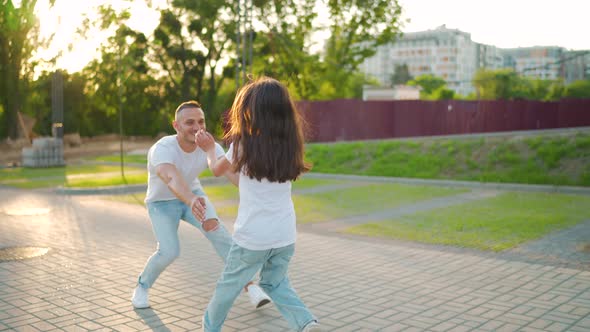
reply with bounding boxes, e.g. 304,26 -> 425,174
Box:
564,79 -> 590,99
318,0 -> 402,99
152,2 -> 233,103
0,0 -> 54,139
325,0 -> 403,71
526,78 -> 562,101
431,86 -> 455,100
27,71 -> 88,136
472,69 -> 531,100
472,69 -> 574,101
147,0 -> 237,133
79,5 -> 165,136
407,74 -> 447,99
251,0 -> 324,99
249,0 -> 403,100
390,64 -> 412,85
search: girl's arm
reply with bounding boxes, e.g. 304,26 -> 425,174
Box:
224,169 -> 239,186
196,130 -> 232,177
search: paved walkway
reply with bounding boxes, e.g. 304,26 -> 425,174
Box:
1,184 -> 589,331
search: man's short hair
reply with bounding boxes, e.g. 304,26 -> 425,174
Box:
175,100 -> 202,118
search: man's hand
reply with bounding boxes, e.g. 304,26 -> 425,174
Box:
190,196 -> 219,232
195,129 -> 215,152
190,196 -> 206,221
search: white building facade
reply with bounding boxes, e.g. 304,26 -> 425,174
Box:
362,85 -> 420,101
502,47 -> 565,80
360,25 -> 589,96
360,25 -> 479,96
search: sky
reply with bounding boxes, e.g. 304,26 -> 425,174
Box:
33,0 -> 590,74
34,0 -> 164,74
398,0 -> 590,50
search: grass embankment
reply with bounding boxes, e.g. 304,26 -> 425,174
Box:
306,132 -> 590,187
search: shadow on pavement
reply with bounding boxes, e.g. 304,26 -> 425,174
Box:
134,308 -> 172,331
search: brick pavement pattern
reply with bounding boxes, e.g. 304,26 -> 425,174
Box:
0,187 -> 589,331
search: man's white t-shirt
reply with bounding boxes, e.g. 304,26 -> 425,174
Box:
225,143 -> 297,250
145,135 -> 224,203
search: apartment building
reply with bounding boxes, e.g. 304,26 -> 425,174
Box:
475,43 -> 504,70
563,51 -> 590,83
502,46 -> 564,80
360,25 -> 589,95
360,25 -> 478,96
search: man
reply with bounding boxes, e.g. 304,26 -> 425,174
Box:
131,100 -> 271,309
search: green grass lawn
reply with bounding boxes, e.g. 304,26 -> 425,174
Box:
345,191 -> 590,251
292,177 -> 346,189
0,164 -> 115,180
103,177 -> 590,252
192,178 -> 345,202
92,154 -> 147,164
105,178 -> 349,206
0,165 -> 146,188
105,181 -> 467,224
66,173 -> 147,188
205,184 -> 238,202
0,164 -> 216,189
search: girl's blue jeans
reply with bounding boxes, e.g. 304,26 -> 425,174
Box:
203,243 -> 316,332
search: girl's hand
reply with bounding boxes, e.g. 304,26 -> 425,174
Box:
195,130 -> 215,151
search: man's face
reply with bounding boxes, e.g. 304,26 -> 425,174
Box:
173,107 -> 206,144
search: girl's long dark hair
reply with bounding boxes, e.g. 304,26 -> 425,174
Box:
224,77 -> 311,182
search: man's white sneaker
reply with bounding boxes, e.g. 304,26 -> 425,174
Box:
302,321 -> 322,332
246,284 -> 271,309
131,285 -> 150,309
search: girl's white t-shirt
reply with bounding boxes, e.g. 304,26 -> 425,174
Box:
225,143 -> 297,250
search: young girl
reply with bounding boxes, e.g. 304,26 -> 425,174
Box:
196,77 -> 320,332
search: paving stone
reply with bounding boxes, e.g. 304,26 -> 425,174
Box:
1,186 -> 589,331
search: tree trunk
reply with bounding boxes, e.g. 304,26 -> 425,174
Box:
3,58 -> 21,139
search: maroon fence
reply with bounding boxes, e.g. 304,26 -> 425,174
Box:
296,99 -> 590,142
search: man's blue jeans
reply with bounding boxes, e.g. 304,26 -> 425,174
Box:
203,243 -> 316,332
138,189 -> 232,288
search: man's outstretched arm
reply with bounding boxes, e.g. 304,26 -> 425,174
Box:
156,163 -> 205,220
